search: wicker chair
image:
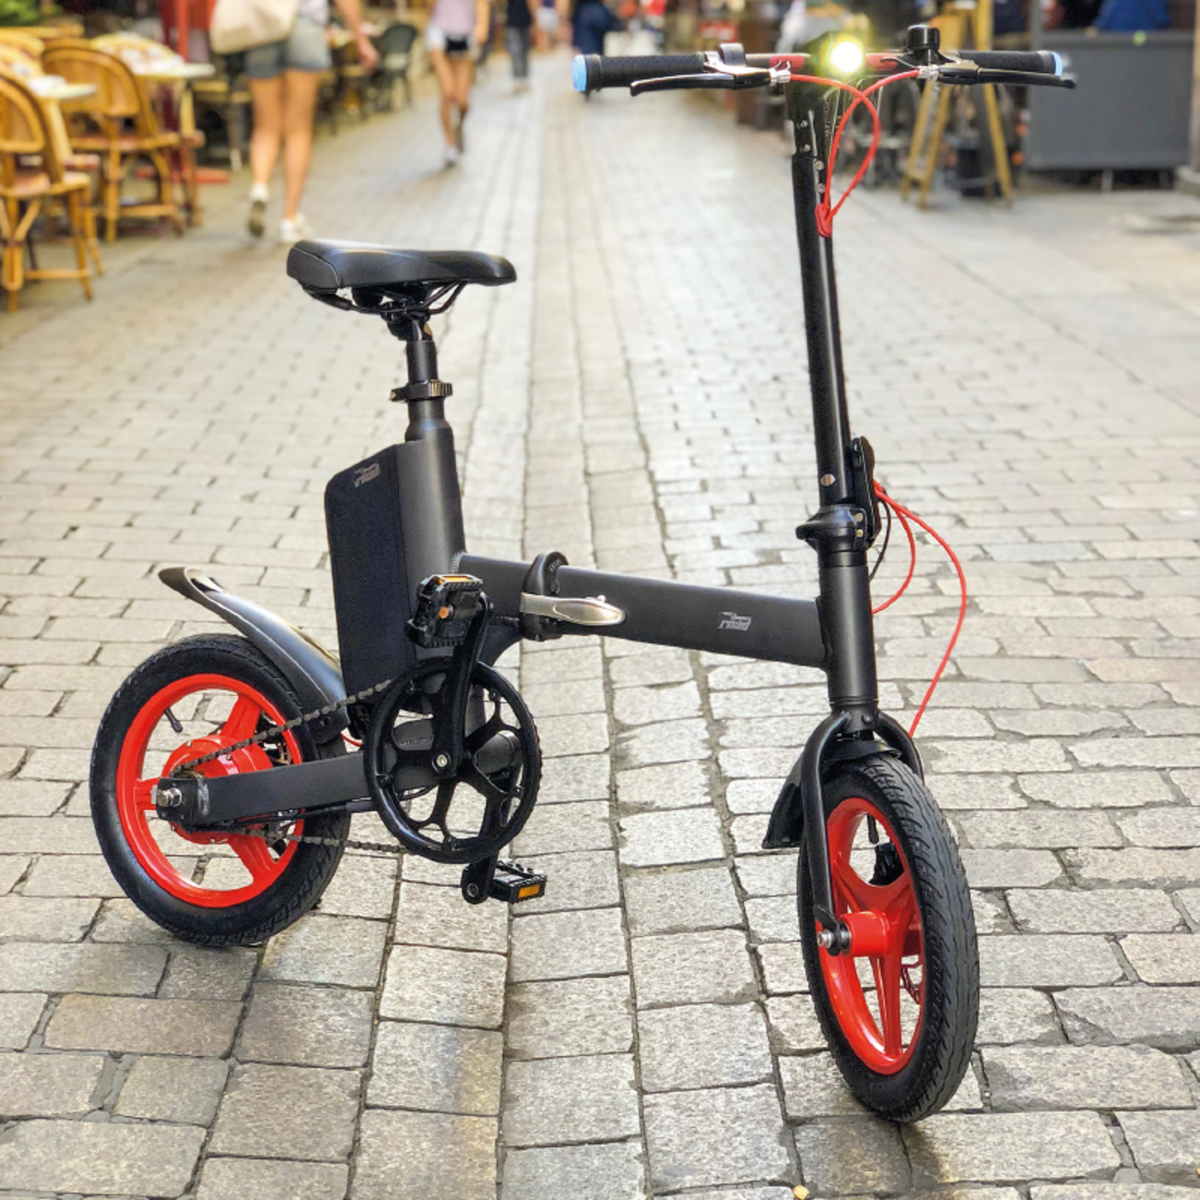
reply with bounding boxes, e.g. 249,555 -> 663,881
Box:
42,43 -> 180,242
0,69 -> 95,312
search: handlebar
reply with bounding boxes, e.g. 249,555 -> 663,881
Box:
572,27 -> 1071,95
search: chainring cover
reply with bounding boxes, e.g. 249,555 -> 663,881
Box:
363,660 -> 541,864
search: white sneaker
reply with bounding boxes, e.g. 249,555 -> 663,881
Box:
279,214 -> 314,244
443,143 -> 460,168
248,184 -> 268,238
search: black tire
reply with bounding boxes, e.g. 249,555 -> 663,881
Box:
798,754 -> 978,1122
90,633 -> 351,946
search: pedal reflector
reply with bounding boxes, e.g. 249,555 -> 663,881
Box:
489,862 -> 548,904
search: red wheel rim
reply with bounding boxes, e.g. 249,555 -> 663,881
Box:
115,673 -> 305,908
818,796 -> 924,1074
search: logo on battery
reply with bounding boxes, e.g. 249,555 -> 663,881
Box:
718,612 -> 752,632
354,462 -> 381,488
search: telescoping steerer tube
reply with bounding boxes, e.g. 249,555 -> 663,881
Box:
460,555 -> 827,669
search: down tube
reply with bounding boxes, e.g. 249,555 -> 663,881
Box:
460,556 -> 827,668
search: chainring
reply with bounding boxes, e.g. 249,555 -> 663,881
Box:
364,660 -> 541,864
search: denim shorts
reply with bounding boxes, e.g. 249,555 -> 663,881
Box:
424,23 -> 476,55
244,16 -> 332,78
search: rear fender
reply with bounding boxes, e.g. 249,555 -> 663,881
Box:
159,567 -> 348,742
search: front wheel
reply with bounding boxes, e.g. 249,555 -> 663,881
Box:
798,754 -> 978,1122
90,633 -> 351,946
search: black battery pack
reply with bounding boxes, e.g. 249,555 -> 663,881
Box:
324,433 -> 466,696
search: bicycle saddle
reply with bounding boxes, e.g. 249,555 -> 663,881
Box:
287,240 -> 517,293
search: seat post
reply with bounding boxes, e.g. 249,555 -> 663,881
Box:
389,316 -> 454,444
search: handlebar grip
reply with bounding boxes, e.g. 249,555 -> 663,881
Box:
572,53 -> 707,93
957,49 -> 1063,75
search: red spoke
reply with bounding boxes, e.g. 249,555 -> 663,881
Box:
133,779 -> 157,811
831,859 -> 873,913
872,945 -> 905,1059
230,834 -> 278,883
221,696 -> 262,745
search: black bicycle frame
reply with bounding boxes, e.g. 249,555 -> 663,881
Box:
169,81 -> 920,945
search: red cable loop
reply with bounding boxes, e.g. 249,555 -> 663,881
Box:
873,486 -> 969,736
787,70 -> 921,236
871,496 -> 916,615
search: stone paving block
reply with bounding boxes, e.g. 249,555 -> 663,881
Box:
619,808 -> 725,867
503,1053 -> 640,1146
1007,888 -> 1184,934
955,810 -> 1120,849
1020,770 -> 1175,808
725,778 -> 782,814
353,1108 -> 497,1200
45,994 -> 240,1057
115,1055 -> 229,1124
510,907 -> 627,982
520,849 -> 620,913
979,935 -> 1123,987
977,987 -> 1063,1045
315,854 -> 398,919
393,881 -> 508,954
506,974 -> 633,1059
0,942 -> 166,995
631,928 -> 757,1008
239,983 -> 374,1068
381,944 -> 507,1028
1055,985 -> 1200,1051
158,946 -> 257,1000
89,897 -> 179,943
0,1050 -> 104,1116
512,799 -> 613,856
537,712 -> 609,757
609,647 -> 694,687
983,1044 -> 1193,1111
745,894 -> 799,944
668,1188 -> 794,1200
369,1020 -> 502,1115
616,759 -> 711,811
0,816 -> 99,853
757,942 -> 808,995
1177,887 -> 1200,923
1121,933 -> 1200,983
210,1063 -> 360,1161
1071,847 -> 1200,889
0,1118 -> 204,1195
644,1084 -> 791,1192
613,681 -> 702,727
0,991 -> 46,1049
0,854 -> 29,893
19,853 -> 124,897
624,865 -> 743,935
960,849 -> 1065,889
923,774 -> 1026,811
905,1111 -> 1121,1184
537,753 -> 611,803
638,1002 -> 772,1092
618,718 -> 710,768
1117,808 -> 1200,847
500,1141 -> 645,1200
1116,1110 -> 1200,1185
0,780 -> 68,817
765,994 -> 827,1052
259,914 -> 387,988
735,853 -> 796,898
197,1157 -> 350,1200
0,894 -> 101,941
1031,1187 -> 1200,1200
793,1117 -> 909,1197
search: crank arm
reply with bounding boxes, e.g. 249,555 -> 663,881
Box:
157,729 -> 522,828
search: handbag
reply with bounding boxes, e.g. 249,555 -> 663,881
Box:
209,0 -> 300,54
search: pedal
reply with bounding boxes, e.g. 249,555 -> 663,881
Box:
406,575 -> 485,648
489,860 -> 547,904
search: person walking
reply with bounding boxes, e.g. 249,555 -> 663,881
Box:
244,0 -> 378,242
571,0 -> 613,58
506,0 -> 533,90
426,0 -> 490,166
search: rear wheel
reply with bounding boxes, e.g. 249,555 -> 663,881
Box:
798,754 -> 977,1122
90,634 -> 351,946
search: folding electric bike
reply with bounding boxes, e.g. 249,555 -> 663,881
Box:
91,26 -> 1072,1121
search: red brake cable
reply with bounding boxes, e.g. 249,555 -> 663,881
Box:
782,69 -> 922,236
873,486 -> 968,735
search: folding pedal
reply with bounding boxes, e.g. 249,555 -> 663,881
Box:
489,860 -> 547,904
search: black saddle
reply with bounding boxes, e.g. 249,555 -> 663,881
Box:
287,240 -> 516,294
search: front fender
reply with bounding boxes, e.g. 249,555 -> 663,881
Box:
159,567 -> 347,741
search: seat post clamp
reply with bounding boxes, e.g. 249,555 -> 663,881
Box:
390,380 -> 454,403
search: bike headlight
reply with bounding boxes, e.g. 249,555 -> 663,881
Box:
827,37 -> 864,76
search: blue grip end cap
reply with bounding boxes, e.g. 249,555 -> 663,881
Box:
571,55 -> 588,92
1051,50 -> 1064,75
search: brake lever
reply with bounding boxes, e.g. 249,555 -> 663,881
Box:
931,64 -> 1077,88
630,62 -> 775,96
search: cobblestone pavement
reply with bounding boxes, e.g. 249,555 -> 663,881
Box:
3,51 -> 1200,1200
